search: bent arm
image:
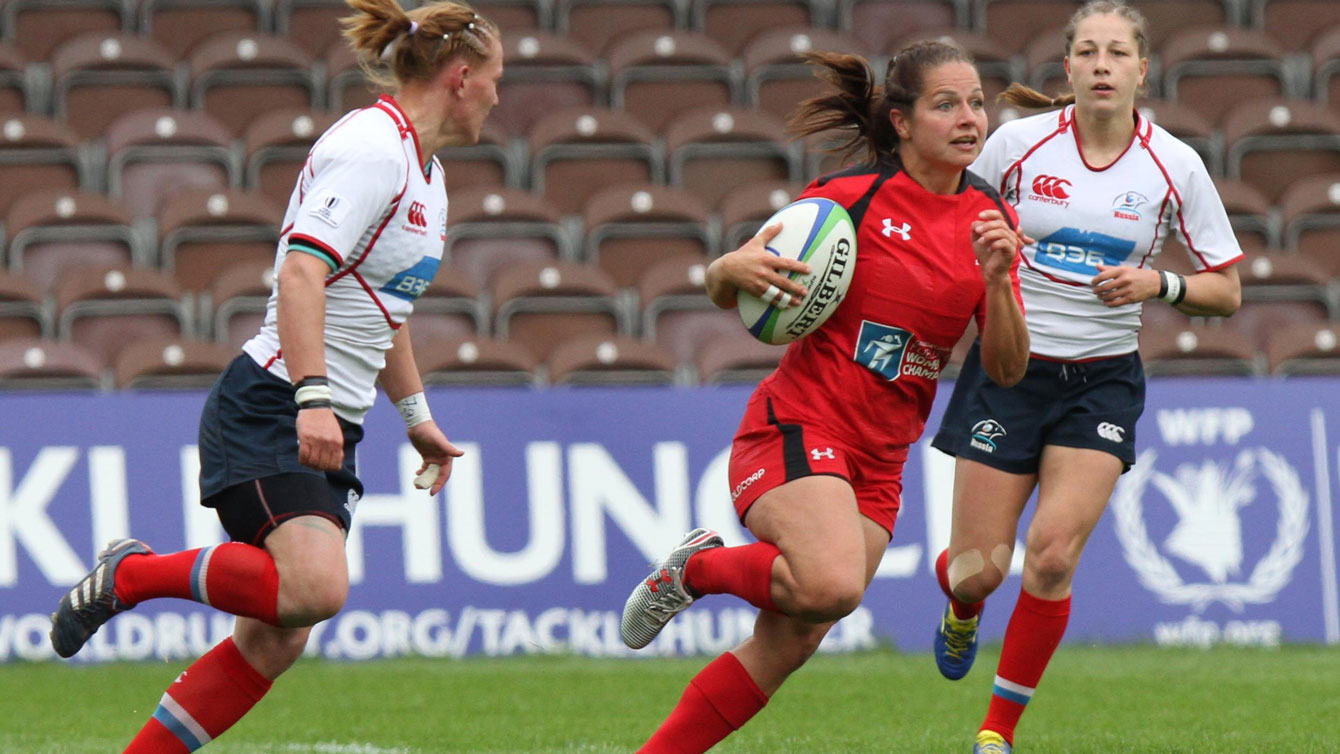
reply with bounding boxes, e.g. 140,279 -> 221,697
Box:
979,279 -> 1030,387
1173,265 -> 1241,317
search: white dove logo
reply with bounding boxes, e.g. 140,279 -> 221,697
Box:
1154,455 -> 1256,583
882,218 -> 911,241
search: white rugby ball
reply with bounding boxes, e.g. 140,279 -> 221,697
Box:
737,197 -> 857,344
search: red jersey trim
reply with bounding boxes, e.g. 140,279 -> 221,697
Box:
263,348 -> 283,370
352,270 -> 401,330
1001,112 -> 1072,206
376,95 -> 428,183
1071,106 -> 1142,172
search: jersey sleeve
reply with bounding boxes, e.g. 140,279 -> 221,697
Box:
286,117 -> 407,271
1171,153 -> 1243,272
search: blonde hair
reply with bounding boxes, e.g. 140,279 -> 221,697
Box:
789,40 -> 976,165
341,0 -> 499,93
1000,0 -> 1148,110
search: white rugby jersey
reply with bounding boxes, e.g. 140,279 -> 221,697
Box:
970,105 -> 1242,360
243,96 -> 448,422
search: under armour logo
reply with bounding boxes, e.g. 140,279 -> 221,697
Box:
811,447 -> 835,461
1097,422 -> 1126,442
882,218 -> 911,241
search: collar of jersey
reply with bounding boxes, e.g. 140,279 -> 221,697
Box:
375,95 -> 432,182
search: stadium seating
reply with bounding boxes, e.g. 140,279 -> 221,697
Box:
111,336 -> 235,389
0,0 -> 1334,389
0,337 -> 105,390
546,333 -> 678,385
50,33 -> 180,141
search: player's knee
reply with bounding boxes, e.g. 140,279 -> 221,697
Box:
947,545 -> 1011,603
789,573 -> 864,622
278,574 -> 348,625
1025,539 -> 1077,593
774,624 -> 830,669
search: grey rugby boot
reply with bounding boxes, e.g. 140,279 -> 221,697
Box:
620,528 -> 724,649
50,538 -> 152,658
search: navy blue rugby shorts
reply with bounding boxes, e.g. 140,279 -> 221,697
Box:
198,354 -> 364,545
931,342 -> 1145,474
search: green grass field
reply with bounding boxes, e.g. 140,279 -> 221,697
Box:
1,645 -> 1336,753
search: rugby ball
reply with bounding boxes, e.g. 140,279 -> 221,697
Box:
737,197 -> 857,344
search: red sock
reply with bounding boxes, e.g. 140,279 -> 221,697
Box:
124,637 -> 272,753
114,544 -> 280,626
936,549 -> 984,620
981,589 -> 1071,745
683,542 -> 780,612
640,652 -> 769,754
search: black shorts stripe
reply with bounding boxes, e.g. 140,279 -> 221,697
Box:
766,398 -> 813,481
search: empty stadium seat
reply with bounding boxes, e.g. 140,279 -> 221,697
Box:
0,337 -> 105,390
112,337 -> 236,389
976,0 -> 1083,56
636,253 -> 714,339
742,27 -> 869,124
157,189 -> 282,291
105,108 -> 238,219
664,106 -> 801,209
528,106 -> 662,215
1211,177 -> 1277,255
1265,321 -> 1340,376
437,120 -> 519,192
492,261 -> 628,360
1023,25 -> 1069,96
275,0 -> 355,58
607,30 -> 738,133
582,183 -> 715,287
1138,323 -> 1261,377
894,28 -> 1020,102
472,0 -> 550,33
695,331 -> 782,383
1253,0 -> 1340,52
1223,97 -> 1340,203
1310,24 -> 1340,109
718,178 -> 800,250
204,257 -> 272,347
445,187 -> 570,288
1159,26 -> 1291,124
494,32 -> 602,137
2,0 -> 127,61
50,33 -> 180,141
693,0 -> 825,57
0,44 -> 31,113
5,190 -> 142,292
325,41 -> 378,113
1139,0 -> 1232,50
839,0 -> 962,62
0,115 -> 84,219
55,265 -> 191,365
243,108 -> 340,203
546,333 -> 678,385
189,32 -> 320,135
0,271 -> 49,341
1279,173 -> 1340,275
558,0 -> 683,56
139,0 -> 268,59
412,334 -> 539,387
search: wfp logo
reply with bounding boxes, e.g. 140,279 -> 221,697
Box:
970,419 -> 1006,452
1097,422 -> 1126,442
854,321 -> 911,381
1112,448 -> 1308,611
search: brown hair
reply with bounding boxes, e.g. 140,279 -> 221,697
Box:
1000,0 -> 1149,109
341,0 -> 499,93
788,40 -> 976,165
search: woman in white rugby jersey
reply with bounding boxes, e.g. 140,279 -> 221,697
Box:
48,2 -> 500,751
927,3 -> 1242,752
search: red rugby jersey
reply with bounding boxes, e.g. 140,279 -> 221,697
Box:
757,158 -> 1022,452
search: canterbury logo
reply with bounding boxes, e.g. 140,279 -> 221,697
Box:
1097,422 -> 1126,442
406,201 -> 428,227
1032,175 -> 1072,199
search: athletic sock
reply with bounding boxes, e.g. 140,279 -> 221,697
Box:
936,549 -> 984,620
114,544 -> 281,626
981,589 -> 1071,744
639,652 -> 769,754
123,637 -> 273,753
683,542 -> 780,612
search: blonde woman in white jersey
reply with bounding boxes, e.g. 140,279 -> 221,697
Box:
927,3 -> 1242,752
48,2 -> 501,751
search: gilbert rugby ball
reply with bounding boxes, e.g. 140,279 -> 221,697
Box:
737,197 -> 857,344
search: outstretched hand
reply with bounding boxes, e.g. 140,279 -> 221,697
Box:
407,421 -> 465,495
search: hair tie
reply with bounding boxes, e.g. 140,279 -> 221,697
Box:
408,21 -> 418,35
466,21 -> 476,31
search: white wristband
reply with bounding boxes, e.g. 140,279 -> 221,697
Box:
396,392 -> 432,428
294,384 -> 333,407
